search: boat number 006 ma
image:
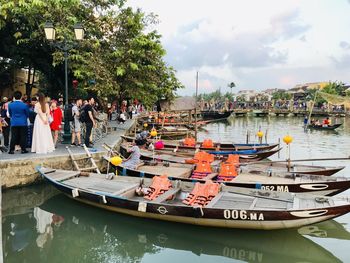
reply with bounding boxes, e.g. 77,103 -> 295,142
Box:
224,210 -> 264,221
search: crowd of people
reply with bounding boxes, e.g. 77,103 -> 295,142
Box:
0,91 -> 146,155
0,91 -> 103,154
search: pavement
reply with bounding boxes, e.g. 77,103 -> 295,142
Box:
0,119 -> 134,162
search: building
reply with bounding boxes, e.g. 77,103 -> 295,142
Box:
0,68 -> 39,98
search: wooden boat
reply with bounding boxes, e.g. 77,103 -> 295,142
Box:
117,147 -> 344,176
242,162 -> 345,177
201,110 -> 232,120
114,161 -> 350,196
121,135 -> 279,151
38,167 -> 350,230
308,124 -> 342,130
120,143 -> 281,162
41,195 -> 344,263
130,126 -> 191,140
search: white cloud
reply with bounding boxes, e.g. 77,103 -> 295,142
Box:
127,0 -> 350,95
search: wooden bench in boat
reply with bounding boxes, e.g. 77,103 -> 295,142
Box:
205,192 -> 224,208
43,169 -> 81,182
202,173 -> 218,180
113,183 -> 140,196
150,188 -> 181,203
140,165 -> 192,178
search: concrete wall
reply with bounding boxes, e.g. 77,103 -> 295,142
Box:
0,152 -> 106,189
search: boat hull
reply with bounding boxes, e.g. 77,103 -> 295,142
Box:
308,124 -> 342,130
44,176 -> 350,230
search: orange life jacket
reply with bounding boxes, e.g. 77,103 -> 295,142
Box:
202,139 -> 214,148
194,161 -> 212,173
185,151 -> 214,165
144,175 -> 172,201
183,181 -> 220,207
226,154 -> 239,164
218,161 -> 238,181
183,137 -> 196,147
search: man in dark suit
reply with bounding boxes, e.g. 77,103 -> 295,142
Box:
8,91 -> 29,154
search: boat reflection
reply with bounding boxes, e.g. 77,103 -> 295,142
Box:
298,220 -> 350,240
3,193 -> 349,263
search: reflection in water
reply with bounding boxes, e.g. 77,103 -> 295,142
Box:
3,193 -> 350,263
206,116 -> 350,163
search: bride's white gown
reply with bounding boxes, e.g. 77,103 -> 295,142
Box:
31,103 -> 55,154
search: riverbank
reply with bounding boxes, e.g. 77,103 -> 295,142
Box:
0,119 -> 136,189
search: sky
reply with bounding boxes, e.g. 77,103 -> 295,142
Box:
127,0 -> 350,95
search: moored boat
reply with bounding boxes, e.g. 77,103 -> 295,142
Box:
121,135 -> 279,151
242,162 -> 345,177
119,143 -> 281,162
38,167 -> 350,230
113,160 -> 350,196
119,148 -> 344,176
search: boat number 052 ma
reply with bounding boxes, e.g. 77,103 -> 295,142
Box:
224,210 -> 264,221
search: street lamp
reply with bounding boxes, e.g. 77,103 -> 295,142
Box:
44,22 -> 55,40
44,21 -> 84,144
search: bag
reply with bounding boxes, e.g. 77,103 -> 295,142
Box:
66,104 -> 75,122
79,108 -> 87,123
48,114 -> 54,124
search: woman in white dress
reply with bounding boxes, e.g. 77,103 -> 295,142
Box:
31,93 -> 55,154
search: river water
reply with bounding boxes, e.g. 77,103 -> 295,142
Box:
2,116 -> 350,263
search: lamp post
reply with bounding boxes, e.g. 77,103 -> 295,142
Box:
44,22 -> 84,144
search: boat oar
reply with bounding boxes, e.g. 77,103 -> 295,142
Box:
240,156 -> 350,166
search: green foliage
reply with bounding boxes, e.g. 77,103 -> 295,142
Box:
197,89 -> 234,102
271,90 -> 292,100
0,0 -> 182,106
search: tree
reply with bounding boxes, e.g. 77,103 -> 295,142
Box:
272,90 -> 292,100
0,0 -> 182,107
228,82 -> 236,94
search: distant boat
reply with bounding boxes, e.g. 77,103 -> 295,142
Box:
200,110 -> 232,120
38,167 -> 350,230
308,124 -> 342,130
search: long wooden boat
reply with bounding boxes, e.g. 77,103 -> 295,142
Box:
38,167 -> 350,230
201,110 -> 232,120
117,147 -> 344,176
114,161 -> 350,196
242,162 -> 345,177
121,135 -> 279,151
308,124 -> 342,130
120,143 -> 281,163
41,194 -> 344,263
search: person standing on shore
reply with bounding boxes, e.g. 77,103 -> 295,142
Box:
7,91 -> 29,154
27,97 -> 38,148
1,97 -> 11,150
84,97 -> 96,148
31,93 -> 55,154
50,100 -> 63,147
71,98 -> 83,146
